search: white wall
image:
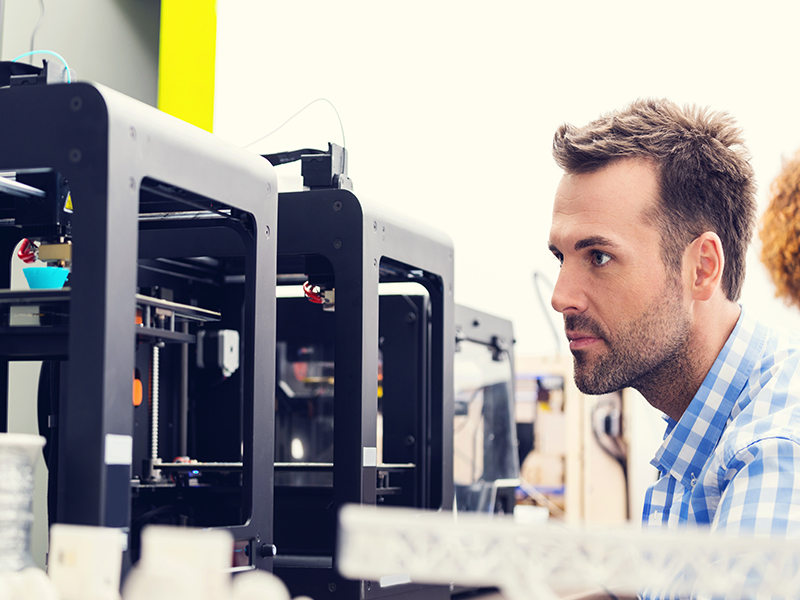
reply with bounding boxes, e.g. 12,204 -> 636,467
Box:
213,0 -> 800,360
1,0 -> 160,105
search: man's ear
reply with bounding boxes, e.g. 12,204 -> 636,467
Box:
686,232 -> 725,301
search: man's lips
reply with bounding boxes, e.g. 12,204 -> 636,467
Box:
566,331 -> 603,350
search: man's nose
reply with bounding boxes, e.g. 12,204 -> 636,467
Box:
551,264 -> 587,315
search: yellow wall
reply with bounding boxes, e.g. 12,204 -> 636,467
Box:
158,0 -> 216,132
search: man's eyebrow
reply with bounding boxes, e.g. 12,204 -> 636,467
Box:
548,235 -> 617,254
574,235 -> 617,251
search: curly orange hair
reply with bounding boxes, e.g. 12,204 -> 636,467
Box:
760,149 -> 800,309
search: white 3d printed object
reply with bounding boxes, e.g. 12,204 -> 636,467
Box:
337,505 -> 800,600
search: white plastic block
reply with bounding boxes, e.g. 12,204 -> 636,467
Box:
48,524 -> 124,600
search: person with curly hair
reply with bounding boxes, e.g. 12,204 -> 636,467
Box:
760,149 -> 800,309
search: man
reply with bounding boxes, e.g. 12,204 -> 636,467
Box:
547,99 -> 800,540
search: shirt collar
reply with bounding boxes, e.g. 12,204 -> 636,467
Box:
650,307 -> 767,489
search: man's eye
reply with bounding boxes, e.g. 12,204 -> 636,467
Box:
553,252 -> 564,266
592,251 -> 611,266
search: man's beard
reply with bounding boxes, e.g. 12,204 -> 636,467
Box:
567,281 -> 691,396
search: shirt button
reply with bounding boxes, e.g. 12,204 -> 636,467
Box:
690,475 -> 697,488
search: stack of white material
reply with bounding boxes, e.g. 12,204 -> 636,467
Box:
0,433 -> 58,600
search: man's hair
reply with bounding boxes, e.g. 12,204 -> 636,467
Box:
760,148 -> 800,310
552,98 -> 756,302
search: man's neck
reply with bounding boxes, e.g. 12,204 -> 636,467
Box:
635,302 -> 741,422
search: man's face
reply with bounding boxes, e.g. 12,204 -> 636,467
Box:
547,158 -> 692,395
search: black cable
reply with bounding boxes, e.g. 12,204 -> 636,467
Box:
591,399 -> 630,520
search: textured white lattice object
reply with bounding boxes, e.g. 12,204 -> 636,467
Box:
337,505 -> 800,600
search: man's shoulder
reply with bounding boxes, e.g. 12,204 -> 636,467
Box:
716,314 -> 800,405
719,320 -> 800,454
748,318 -> 800,378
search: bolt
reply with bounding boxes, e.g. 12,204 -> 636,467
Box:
405,435 -> 416,446
333,200 -> 343,212
265,225 -> 271,239
328,583 -> 337,593
406,312 -> 417,324
70,96 -> 82,112
373,221 -> 377,231
333,238 -> 343,250
68,148 -> 82,163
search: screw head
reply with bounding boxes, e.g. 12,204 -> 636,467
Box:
265,225 -> 271,239
68,148 -> 82,163
333,200 -> 343,211
333,238 -> 343,250
70,96 -> 82,111
259,544 -> 277,558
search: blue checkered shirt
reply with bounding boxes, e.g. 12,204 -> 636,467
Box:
640,307 -> 800,598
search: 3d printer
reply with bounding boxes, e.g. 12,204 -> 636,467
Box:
268,146 -> 455,599
0,61 -> 518,600
0,65 -> 278,572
